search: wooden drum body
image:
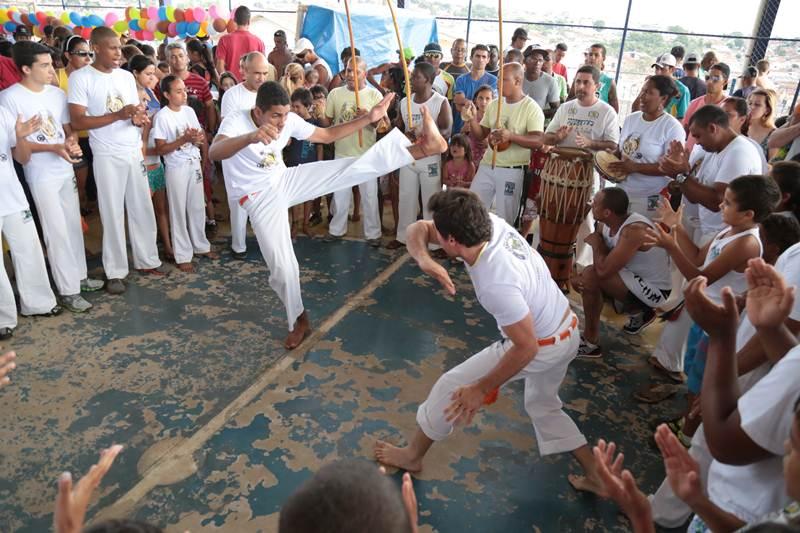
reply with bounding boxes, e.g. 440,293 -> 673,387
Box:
537,148 -> 594,289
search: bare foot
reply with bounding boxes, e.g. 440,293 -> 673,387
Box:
374,441 -> 423,473
177,262 -> 195,273
414,107 -> 448,159
284,311 -> 310,349
198,251 -> 220,260
568,473 -> 607,497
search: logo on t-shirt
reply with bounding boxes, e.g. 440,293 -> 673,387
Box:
257,150 -> 278,169
37,112 -> 60,143
0,152 -> 7,162
106,93 -> 124,113
504,232 -> 528,260
337,102 -> 357,124
622,134 -> 642,160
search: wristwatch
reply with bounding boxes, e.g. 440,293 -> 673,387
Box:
675,173 -> 689,185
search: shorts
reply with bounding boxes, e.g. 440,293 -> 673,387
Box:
619,268 -> 671,309
684,322 -> 709,395
72,137 -> 92,170
147,164 -> 166,193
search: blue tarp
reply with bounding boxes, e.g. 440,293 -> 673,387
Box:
299,4 -> 438,74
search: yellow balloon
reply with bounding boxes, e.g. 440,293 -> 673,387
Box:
60,12 -> 71,24
0,13 -> 8,24
197,28 -> 207,38
166,6 -> 175,22
154,30 -> 165,40
130,8 -> 140,19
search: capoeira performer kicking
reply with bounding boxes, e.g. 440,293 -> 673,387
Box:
209,81 -> 447,349
374,188 -> 604,494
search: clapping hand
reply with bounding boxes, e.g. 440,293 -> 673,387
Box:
460,100 -> 477,122
655,198 -> 682,229
654,425 -> 704,507
593,439 -> 652,527
683,277 -> 739,338
553,125 -> 571,143
659,140 -> 690,177
643,222 -> 677,250
746,258 -> 796,330
574,132 -> 593,149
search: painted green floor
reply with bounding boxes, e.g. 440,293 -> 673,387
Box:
1,237 -> 685,532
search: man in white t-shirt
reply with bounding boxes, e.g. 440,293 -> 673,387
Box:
0,108 -> 61,340
320,56 -> 385,245
0,41 -> 103,313
521,47 -> 560,119
68,27 -> 162,295
387,62 -> 452,249
374,189 -> 605,496
462,62 -> 544,224
651,105 -> 764,376
220,52 -> 272,260
543,65 -> 619,268
210,81 -> 447,349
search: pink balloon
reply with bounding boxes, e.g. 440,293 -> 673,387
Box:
193,7 -> 206,22
147,7 -> 158,19
167,21 -> 177,35
141,29 -> 154,40
208,5 -> 219,19
104,12 -> 118,26
146,18 -> 157,32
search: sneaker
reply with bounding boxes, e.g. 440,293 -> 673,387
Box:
623,308 -> 657,335
367,238 -> 382,248
322,233 -> 341,243
61,294 -> 92,313
0,327 -> 13,340
80,278 -> 105,292
106,278 -> 126,295
231,249 -> 247,261
577,337 -> 603,358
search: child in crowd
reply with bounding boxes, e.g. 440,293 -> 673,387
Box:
460,84 -> 492,167
309,83 -> 333,225
645,175 -> 780,445
284,88 -> 323,237
442,134 -> 475,189
152,75 -> 218,273
304,67 -> 319,89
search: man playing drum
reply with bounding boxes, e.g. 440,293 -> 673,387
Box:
575,188 -> 672,358
462,62 -> 545,225
542,65 -> 619,268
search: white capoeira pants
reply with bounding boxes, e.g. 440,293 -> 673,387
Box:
165,158 -> 211,264
396,154 -> 441,244
93,150 -> 161,279
225,175 -> 250,254
1,209 -> 57,329
28,175 -> 87,296
241,128 -> 414,328
469,164 -> 525,225
417,313 -> 587,455
329,155 -> 382,240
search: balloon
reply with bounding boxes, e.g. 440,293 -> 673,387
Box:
147,7 -> 158,19
80,26 -> 91,39
128,19 -> 141,31
176,21 -> 187,34
38,11 -> 48,24
158,6 -> 167,21
226,19 -> 237,33
3,21 -> 15,33
69,12 -> 81,26
166,6 -> 176,22
144,19 -> 156,32
154,30 -> 165,40
156,20 -> 169,33
90,15 -> 104,27
0,12 -> 7,24
174,8 -> 184,22
212,18 -> 226,33
187,22 -> 200,36
193,8 -> 206,22
141,30 -> 153,41
60,12 -> 70,25
105,12 -> 118,26
129,8 -> 140,20
167,22 -> 177,37
184,9 -> 194,23
197,26 -> 207,38
19,13 -> 30,25
208,5 -> 219,19
113,20 -> 128,33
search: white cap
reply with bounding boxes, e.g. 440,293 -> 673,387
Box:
293,37 -> 314,55
652,53 -> 677,68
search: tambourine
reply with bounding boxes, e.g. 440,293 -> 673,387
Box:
593,151 -> 628,183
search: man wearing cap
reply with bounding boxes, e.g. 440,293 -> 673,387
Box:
268,30 -> 293,78
522,46 -> 560,119
683,63 -> 730,153
422,42 -> 454,100
215,6 -> 265,82
452,44 -> 497,134
293,37 -> 332,88
12,26 -> 31,43
732,67 -> 758,99
651,53 -> 690,119
552,43 -> 568,83
679,53 -> 707,100
505,27 -> 529,54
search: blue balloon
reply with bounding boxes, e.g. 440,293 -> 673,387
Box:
176,21 -> 187,34
69,12 -> 82,26
4,21 -> 16,32
82,15 -> 93,27
128,19 -> 141,31
187,22 -> 200,35
89,15 -> 103,27
158,6 -> 168,21
30,17 -> 40,26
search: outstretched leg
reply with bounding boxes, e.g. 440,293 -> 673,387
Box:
374,429 -> 432,473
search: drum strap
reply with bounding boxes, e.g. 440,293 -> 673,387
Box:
536,243 -> 575,260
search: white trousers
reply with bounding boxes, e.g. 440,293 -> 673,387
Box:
417,313 -> 587,455
93,150 -> 161,279
469,164 -> 524,225
329,155 -> 382,240
165,159 -> 211,264
242,128 -> 413,328
28,175 -> 87,296
396,154 -> 441,244
224,173 -> 249,254
1,209 -> 57,328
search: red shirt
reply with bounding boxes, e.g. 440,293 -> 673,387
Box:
216,30 -> 265,81
156,72 -> 212,128
0,56 -> 21,90
552,62 -> 567,82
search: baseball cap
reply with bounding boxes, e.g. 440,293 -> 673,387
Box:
13,25 -> 30,38
512,27 -> 528,40
293,37 -> 314,55
740,66 -> 758,79
710,62 -> 730,79
396,46 -> 414,61
423,42 -> 443,55
274,30 -> 286,38
523,44 -> 549,60
652,53 -> 677,68
683,53 -> 700,65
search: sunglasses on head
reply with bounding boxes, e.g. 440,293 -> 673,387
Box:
72,51 -> 94,58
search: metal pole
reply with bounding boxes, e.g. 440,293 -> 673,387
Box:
614,0 -> 632,84
791,78 -> 800,117
749,0 -> 780,64
465,0 -> 473,48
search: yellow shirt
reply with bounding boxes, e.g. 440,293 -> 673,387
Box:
480,95 -> 544,168
57,68 -> 88,139
325,85 -> 382,158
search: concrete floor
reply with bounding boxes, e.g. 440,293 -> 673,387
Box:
1,198 -> 687,532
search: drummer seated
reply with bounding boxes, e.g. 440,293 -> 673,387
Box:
575,188 -> 672,358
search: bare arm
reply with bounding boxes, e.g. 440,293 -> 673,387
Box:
767,120 -> 800,150
308,94 -> 394,145
205,100 -> 217,133
593,224 -> 647,280
680,178 -> 726,212
608,81 -> 619,113
215,58 -> 226,76
437,99 -> 453,139
69,103 -> 135,131
209,133 -> 254,161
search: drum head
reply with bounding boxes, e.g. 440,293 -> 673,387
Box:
551,147 -> 593,160
594,151 -> 628,183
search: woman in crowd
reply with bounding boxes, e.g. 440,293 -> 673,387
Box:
747,88 -> 778,160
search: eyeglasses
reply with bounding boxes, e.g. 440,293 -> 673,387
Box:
424,53 -> 443,59
72,51 -> 94,58
706,75 -> 723,82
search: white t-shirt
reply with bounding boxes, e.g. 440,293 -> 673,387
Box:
691,136 -> 763,236
67,65 -> 141,156
465,214 -> 570,338
152,106 -> 202,168
522,74 -> 559,110
217,109 -> 316,200
310,57 -> 333,79
220,83 -> 257,119
618,111 -> 685,197
400,91 -> 447,137
0,108 -> 29,217
742,136 -> 770,174
546,98 -> 619,148
0,83 -> 72,182
787,137 -> 800,161
708,344 -> 800,523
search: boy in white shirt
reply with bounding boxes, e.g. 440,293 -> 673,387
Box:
0,109 -> 61,340
0,41 -> 103,313
153,76 -> 218,273
68,26 -> 162,295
